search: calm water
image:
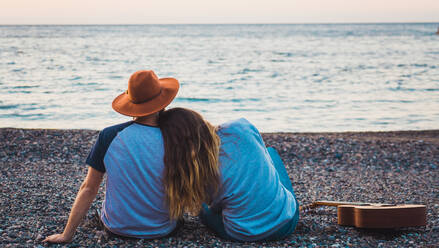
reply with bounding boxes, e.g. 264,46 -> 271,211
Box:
0,24 -> 438,132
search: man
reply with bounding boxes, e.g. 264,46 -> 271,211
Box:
44,70 -> 179,243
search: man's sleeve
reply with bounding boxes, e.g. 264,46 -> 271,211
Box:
85,121 -> 133,173
86,131 -> 107,173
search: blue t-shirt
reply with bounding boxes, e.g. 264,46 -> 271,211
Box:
213,118 -> 297,241
86,118 -> 296,240
86,121 -> 177,238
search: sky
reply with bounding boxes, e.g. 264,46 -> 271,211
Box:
1,0 -> 438,24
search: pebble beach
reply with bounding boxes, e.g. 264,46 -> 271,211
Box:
0,128 -> 438,247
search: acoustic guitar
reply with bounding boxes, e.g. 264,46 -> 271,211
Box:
301,201 -> 427,228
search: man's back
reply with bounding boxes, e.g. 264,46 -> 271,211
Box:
87,122 -> 177,238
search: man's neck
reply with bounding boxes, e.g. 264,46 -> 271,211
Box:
133,113 -> 159,126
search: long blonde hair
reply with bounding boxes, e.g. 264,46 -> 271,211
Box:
158,108 -> 221,219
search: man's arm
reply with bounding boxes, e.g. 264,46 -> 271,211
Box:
43,166 -> 104,243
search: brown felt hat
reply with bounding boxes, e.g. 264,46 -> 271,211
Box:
112,70 -> 179,117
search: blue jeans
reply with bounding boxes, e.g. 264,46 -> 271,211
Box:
199,147 -> 300,241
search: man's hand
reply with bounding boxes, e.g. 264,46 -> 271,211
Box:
41,167 -> 103,244
43,233 -> 73,243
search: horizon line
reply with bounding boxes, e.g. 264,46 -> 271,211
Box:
1,21 -> 439,26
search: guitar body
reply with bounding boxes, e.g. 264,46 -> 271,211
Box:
301,201 -> 427,229
337,204 -> 427,228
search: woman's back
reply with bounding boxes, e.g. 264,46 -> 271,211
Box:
157,108 -> 299,242
213,118 -> 297,241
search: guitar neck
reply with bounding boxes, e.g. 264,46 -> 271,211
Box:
300,200 -> 383,211
313,201 -> 374,207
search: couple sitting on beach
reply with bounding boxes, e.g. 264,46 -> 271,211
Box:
44,70 -> 299,243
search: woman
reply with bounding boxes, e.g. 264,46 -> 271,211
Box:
44,70 -> 181,242
158,108 -> 299,242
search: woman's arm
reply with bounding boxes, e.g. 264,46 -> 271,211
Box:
43,167 -> 104,243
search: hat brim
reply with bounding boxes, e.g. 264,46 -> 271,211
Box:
112,77 -> 179,117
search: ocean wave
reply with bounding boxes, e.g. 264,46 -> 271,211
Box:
69,76 -> 82,81
73,82 -> 98,86
273,52 -> 294,57
12,85 -> 39,89
235,68 -> 264,75
388,87 -> 439,92
0,104 -> 19,110
11,68 -> 25,73
0,113 -> 47,119
176,97 -> 261,103
8,90 -> 32,94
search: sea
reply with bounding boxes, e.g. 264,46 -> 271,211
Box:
0,23 -> 438,132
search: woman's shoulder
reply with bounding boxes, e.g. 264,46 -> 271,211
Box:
218,118 -> 263,145
219,118 -> 257,134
